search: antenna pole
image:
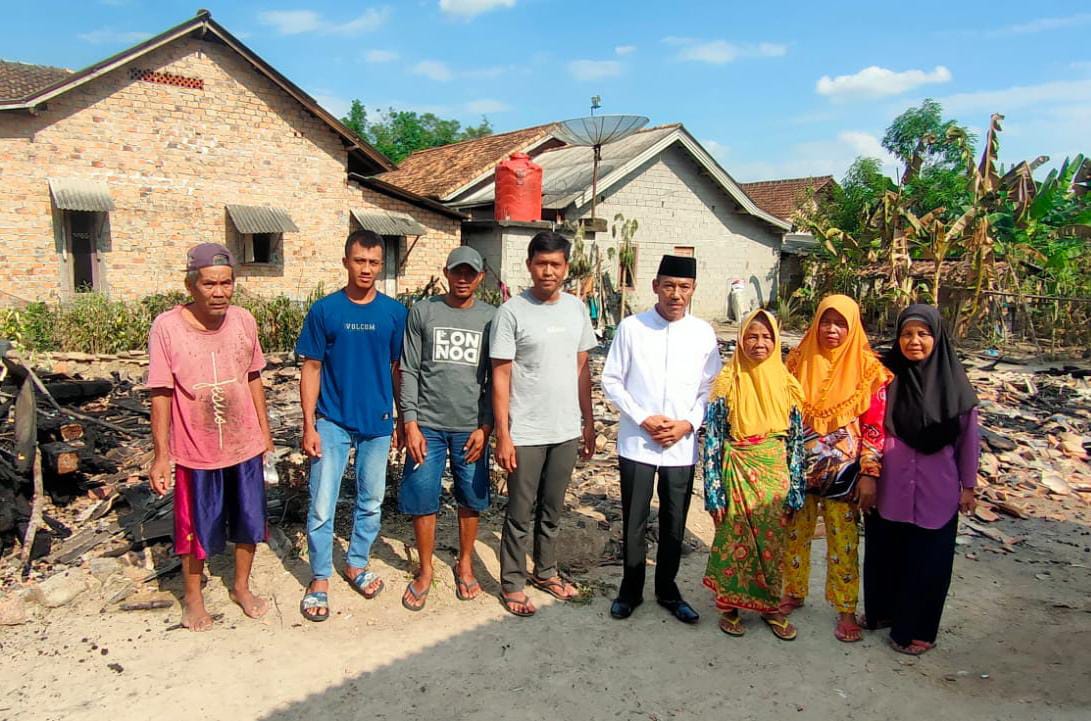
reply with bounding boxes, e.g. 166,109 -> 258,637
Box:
591,144 -> 601,220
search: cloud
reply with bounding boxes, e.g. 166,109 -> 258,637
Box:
663,37 -> 787,64
988,12 -> 1091,36
615,45 -> 636,56
464,99 -> 510,114
258,8 -> 390,36
702,139 -> 730,161
937,78 -> 1091,115
364,49 -> 399,63
312,92 -> 351,119
567,59 -> 623,81
77,28 -> 151,45
817,65 -> 952,100
412,60 -> 454,81
439,0 -> 516,19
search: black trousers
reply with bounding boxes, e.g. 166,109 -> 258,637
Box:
617,457 -> 695,603
863,512 -> 958,646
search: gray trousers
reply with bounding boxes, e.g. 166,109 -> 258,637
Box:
499,439 -> 580,594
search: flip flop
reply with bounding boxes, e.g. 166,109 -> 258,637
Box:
761,615 -> 798,641
835,616 -> 863,643
718,612 -> 745,637
889,638 -> 933,656
300,591 -> 329,623
454,574 -> 481,601
529,575 -> 577,601
401,580 -> 429,612
345,570 -> 384,600
499,592 -> 536,617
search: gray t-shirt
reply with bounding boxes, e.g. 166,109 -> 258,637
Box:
400,296 -> 496,432
490,289 -> 597,446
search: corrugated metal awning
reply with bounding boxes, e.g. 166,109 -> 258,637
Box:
226,204 -> 299,234
48,177 -> 114,212
351,208 -> 426,236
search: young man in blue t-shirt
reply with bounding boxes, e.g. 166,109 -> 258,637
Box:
295,229 -> 407,622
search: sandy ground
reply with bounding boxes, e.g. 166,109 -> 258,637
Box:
2,483 -> 1089,721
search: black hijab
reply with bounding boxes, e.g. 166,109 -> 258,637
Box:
883,304 -> 978,454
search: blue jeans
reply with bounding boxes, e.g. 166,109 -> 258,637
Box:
398,427 -> 491,516
306,417 -> 392,580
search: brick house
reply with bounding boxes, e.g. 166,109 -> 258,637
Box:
0,10 -> 464,304
382,123 -> 792,320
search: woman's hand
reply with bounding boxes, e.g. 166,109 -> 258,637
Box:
855,475 -> 878,514
709,508 -> 726,527
959,488 -> 976,515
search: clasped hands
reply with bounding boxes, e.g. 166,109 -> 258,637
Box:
640,415 -> 693,449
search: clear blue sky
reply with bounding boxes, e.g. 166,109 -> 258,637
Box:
5,1 -> 1089,182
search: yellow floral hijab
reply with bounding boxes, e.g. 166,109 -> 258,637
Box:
786,294 -> 892,436
712,309 -> 804,438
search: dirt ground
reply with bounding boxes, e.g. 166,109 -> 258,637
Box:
2,481 -> 1089,721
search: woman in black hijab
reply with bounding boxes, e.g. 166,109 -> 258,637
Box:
863,305 -> 980,655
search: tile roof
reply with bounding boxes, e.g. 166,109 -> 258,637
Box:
0,60 -> 73,101
378,124 -> 558,199
455,125 -> 680,208
739,176 -> 835,222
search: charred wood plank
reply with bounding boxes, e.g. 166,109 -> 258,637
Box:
41,442 -> 80,476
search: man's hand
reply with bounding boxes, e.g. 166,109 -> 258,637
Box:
580,419 -> 596,460
463,426 -> 489,464
302,424 -> 322,459
264,432 -> 275,455
709,508 -> 726,527
640,415 -> 670,436
149,456 -> 172,496
496,433 -> 517,474
959,487 -> 977,515
855,474 -> 878,513
404,421 -> 427,466
649,420 -> 693,449
393,419 -> 405,452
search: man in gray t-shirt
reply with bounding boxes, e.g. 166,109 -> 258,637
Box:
398,247 -> 496,611
490,231 -> 597,617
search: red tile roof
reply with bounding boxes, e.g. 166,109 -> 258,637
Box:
0,60 -> 73,101
739,175 -> 836,222
379,124 -> 558,200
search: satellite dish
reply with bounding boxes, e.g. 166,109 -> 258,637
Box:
554,115 -> 649,147
552,115 -> 649,221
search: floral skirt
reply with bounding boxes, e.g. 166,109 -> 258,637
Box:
703,435 -> 790,614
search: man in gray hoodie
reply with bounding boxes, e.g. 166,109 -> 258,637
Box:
398,246 -> 496,610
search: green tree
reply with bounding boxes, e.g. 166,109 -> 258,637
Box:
883,99 -> 973,219
341,100 -> 493,163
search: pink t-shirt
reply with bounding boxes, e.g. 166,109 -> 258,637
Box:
147,305 -> 266,470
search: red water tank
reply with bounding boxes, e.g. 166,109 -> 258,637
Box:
494,152 -> 542,222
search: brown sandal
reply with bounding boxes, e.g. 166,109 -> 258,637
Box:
761,615 -> 798,641
719,612 -> 745,636
529,575 -> 577,601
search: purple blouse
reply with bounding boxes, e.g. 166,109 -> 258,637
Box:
876,408 -> 979,529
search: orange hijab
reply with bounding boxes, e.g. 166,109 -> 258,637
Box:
712,309 -> 804,439
786,294 -> 892,435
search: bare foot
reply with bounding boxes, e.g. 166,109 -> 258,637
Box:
181,594 -> 213,632
229,587 -> 269,619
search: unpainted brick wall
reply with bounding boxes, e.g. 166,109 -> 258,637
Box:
0,37 -> 459,304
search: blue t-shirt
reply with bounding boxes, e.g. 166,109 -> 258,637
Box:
295,289 -> 408,437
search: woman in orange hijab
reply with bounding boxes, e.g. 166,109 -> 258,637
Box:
782,295 -> 891,642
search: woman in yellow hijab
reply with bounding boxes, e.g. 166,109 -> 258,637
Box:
781,295 -> 891,642
702,309 -> 806,641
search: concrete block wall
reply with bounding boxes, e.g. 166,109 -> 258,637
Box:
566,144 -> 782,320
0,36 -> 458,304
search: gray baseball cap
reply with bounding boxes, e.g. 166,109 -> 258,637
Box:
445,246 -> 484,272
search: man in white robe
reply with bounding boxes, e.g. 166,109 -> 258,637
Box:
601,254 -> 723,623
